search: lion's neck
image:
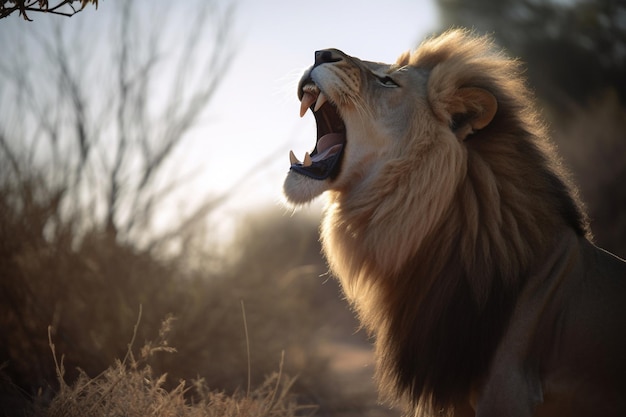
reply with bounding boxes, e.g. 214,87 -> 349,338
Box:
323,138 -> 467,283
323,173 -> 531,411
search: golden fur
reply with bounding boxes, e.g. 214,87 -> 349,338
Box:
284,29 -> 626,416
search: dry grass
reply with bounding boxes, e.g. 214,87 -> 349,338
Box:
43,314 -> 317,417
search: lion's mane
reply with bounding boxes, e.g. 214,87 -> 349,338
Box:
320,30 -> 590,414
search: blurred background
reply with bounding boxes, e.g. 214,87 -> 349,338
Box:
0,0 -> 624,416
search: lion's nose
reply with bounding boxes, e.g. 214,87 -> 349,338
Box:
314,49 -> 343,67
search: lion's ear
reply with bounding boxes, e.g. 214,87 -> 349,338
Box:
449,87 -> 498,141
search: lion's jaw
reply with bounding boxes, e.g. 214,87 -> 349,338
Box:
283,49 -> 428,205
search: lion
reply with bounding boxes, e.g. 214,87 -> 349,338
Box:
283,29 -> 626,417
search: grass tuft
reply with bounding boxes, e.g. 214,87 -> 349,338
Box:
43,316 -> 316,417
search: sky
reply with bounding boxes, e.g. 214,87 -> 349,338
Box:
195,0 -> 440,219
0,0 -> 441,236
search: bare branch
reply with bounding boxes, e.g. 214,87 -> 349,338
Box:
0,132 -> 22,180
0,0 -> 97,20
145,142 -> 286,252
1,0 -> 237,250
50,25 -> 91,181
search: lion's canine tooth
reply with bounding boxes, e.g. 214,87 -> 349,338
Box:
314,92 -> 328,112
289,150 -> 300,165
303,152 -> 312,167
300,92 -> 316,117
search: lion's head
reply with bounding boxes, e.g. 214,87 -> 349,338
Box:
283,33 -> 498,206
284,47 -> 440,204
281,30 -> 625,417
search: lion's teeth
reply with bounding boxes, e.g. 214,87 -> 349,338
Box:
303,152 -> 312,167
314,92 -> 327,112
300,92 -> 316,117
289,150 -> 301,165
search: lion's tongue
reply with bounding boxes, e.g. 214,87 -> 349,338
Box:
313,132 -> 344,162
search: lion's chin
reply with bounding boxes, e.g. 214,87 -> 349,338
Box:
283,171 -> 330,205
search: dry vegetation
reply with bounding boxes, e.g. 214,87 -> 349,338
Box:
47,365 -> 309,417
41,315 -> 317,417
0,198 -> 364,416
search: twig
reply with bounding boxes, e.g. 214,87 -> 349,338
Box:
1,0 -> 93,20
122,304 -> 143,366
241,300 -> 251,398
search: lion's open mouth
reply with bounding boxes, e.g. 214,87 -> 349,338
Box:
289,83 -> 346,180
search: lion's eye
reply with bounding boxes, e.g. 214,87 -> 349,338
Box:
377,75 -> 399,88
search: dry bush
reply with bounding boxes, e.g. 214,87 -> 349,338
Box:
0,194 -> 359,415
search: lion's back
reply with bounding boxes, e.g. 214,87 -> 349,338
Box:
537,241 -> 626,416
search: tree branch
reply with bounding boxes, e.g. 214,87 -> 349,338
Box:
0,0 -> 97,20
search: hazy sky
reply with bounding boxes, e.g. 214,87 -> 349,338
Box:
200,0 -> 440,217
0,0 -> 440,233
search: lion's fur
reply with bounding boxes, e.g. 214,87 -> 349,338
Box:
285,29 -> 626,416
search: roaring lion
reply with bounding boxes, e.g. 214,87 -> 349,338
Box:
283,30 -> 626,416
